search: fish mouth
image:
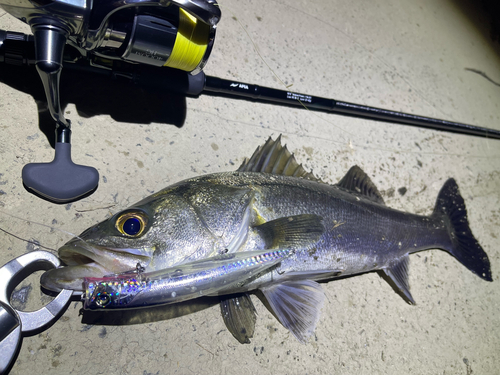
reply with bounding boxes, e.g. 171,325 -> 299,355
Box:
41,241 -> 152,293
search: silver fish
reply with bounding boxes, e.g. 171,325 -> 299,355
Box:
84,249 -> 293,309
41,136 -> 492,343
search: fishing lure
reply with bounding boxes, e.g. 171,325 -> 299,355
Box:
83,249 -> 293,310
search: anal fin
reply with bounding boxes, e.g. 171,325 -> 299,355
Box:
260,280 -> 325,343
383,254 -> 415,304
220,293 -> 257,344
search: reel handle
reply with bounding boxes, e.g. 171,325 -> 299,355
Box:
21,21 -> 99,203
22,141 -> 99,203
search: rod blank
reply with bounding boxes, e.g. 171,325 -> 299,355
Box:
203,76 -> 500,140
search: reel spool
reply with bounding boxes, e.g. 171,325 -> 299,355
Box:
0,0 -> 221,203
119,8 -> 215,73
97,4 -> 218,74
167,8 -> 213,72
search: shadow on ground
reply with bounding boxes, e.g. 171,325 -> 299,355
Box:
0,63 -> 187,148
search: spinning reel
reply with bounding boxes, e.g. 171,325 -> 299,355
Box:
0,0 -> 220,203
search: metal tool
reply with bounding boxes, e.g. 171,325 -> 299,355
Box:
0,0 -> 221,203
0,251 -> 73,374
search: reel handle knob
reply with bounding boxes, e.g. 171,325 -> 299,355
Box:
22,142 -> 99,203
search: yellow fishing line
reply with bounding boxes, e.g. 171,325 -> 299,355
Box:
165,8 -> 210,71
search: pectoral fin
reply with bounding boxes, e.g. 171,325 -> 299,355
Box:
255,214 -> 325,249
220,293 -> 257,344
383,254 -> 415,304
260,280 -> 325,343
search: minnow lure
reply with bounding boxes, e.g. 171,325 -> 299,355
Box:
83,249 -> 293,310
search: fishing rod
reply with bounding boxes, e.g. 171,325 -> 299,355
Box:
0,0 -> 498,204
2,35 -> 497,141
87,65 -> 500,139
203,76 -> 500,140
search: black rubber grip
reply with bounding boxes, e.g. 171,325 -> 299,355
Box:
22,143 -> 99,203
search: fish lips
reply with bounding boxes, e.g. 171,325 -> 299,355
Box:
41,262 -> 109,293
41,241 -> 152,292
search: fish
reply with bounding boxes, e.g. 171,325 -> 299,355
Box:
40,135 -> 492,343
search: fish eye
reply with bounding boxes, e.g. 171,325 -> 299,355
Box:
96,292 -> 111,307
115,211 -> 148,237
123,217 -> 141,236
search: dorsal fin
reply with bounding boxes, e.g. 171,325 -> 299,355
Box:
237,135 -> 321,182
337,166 -> 385,204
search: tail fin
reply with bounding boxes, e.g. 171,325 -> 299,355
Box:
434,178 -> 492,281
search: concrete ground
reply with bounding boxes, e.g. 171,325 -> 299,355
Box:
1,0 -> 499,374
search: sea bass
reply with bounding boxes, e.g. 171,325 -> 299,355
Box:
41,136 -> 492,343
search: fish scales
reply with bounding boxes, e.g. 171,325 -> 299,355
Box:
179,171 -> 451,283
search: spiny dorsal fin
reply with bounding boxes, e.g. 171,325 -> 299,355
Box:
237,135 -> 322,182
337,165 -> 385,204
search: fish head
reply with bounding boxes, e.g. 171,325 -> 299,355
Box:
40,205 -> 156,292
41,185 -> 219,292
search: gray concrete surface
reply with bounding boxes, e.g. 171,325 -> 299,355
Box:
1,0 -> 499,374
